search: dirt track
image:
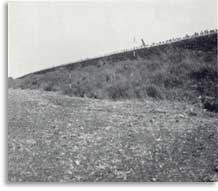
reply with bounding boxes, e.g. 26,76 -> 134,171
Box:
8,89 -> 218,182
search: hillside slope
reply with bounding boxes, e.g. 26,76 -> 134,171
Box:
8,89 -> 218,182
13,33 -> 217,104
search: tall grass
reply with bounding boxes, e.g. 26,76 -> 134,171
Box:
13,33 -> 217,107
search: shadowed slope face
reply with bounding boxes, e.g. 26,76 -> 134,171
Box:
14,33 -> 217,103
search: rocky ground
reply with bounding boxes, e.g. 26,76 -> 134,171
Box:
8,89 -> 218,182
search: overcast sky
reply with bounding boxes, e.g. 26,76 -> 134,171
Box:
8,0 -> 217,78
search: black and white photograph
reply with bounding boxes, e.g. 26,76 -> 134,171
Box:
7,0 -> 218,183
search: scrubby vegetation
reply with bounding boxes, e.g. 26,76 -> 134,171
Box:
12,32 -> 218,111
8,77 -> 14,88
8,31 -> 218,182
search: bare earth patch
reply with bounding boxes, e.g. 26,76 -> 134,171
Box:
8,89 -> 218,182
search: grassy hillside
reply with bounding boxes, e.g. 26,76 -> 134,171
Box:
8,89 -> 218,182
13,33 -> 217,106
